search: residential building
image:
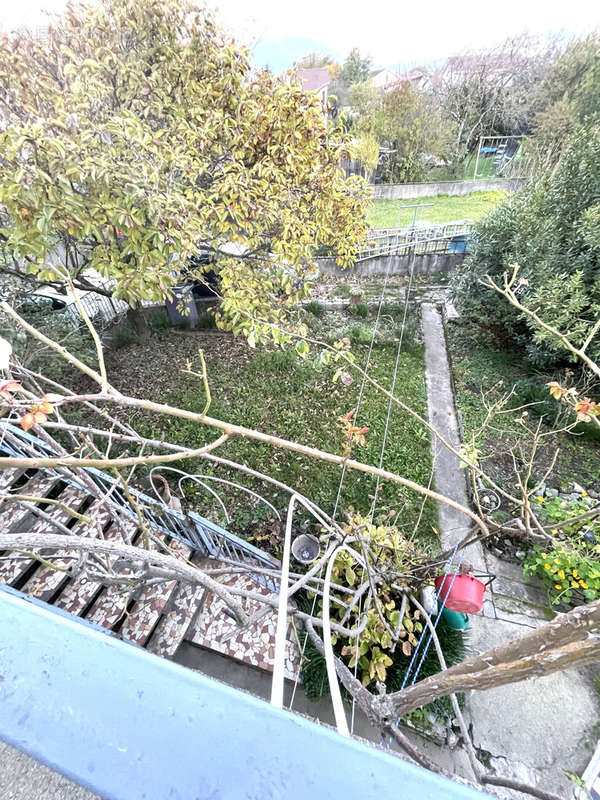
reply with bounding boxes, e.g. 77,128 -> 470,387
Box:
295,66 -> 330,111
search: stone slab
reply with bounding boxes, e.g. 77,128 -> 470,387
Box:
470,667 -> 599,771
422,302 -> 485,572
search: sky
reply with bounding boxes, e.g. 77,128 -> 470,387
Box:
2,0 -> 599,71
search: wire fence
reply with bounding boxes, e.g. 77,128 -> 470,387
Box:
55,289 -> 160,330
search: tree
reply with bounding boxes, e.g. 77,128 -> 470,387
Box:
436,34 -> 559,160
0,0 -> 370,342
294,52 -> 336,69
532,33 -> 600,122
528,34 -> 600,168
341,47 -> 372,88
348,80 -> 452,184
350,133 -> 379,181
450,123 -> 600,367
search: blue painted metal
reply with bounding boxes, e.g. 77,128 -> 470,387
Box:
448,234 -> 470,254
0,420 -> 280,588
0,586 -> 491,800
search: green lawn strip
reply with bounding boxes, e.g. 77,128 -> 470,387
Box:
446,319 -> 600,492
130,312 -> 438,549
367,191 -> 506,229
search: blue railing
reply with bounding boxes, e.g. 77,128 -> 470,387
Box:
0,585 -> 491,800
0,421 -> 280,591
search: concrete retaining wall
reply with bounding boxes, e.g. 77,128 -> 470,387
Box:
372,178 -> 524,200
317,251 -> 465,278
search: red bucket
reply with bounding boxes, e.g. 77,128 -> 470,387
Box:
434,573 -> 485,614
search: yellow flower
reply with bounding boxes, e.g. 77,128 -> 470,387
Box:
544,563 -> 552,570
555,584 -> 563,590
572,580 -> 579,588
579,581 -> 589,589
572,569 -> 578,578
541,553 -> 547,559
551,529 -> 558,534
536,496 -> 544,503
558,569 -> 566,581
582,491 -> 588,497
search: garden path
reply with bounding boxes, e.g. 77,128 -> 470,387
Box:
421,301 -> 599,800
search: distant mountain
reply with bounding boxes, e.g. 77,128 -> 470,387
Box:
252,36 -> 340,74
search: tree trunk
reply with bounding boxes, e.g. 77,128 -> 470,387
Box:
126,303 -> 150,341
372,600 -> 600,720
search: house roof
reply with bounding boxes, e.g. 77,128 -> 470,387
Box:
296,67 -> 330,92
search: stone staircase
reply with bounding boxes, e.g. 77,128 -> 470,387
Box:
0,423 -> 300,679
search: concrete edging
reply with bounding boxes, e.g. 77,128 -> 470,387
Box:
372,178 -> 524,200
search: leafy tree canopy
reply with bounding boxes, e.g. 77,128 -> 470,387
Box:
0,0 -> 370,342
294,52 -> 336,70
341,47 -> 372,88
451,124 -> 600,367
529,34 -> 600,168
348,80 -> 453,184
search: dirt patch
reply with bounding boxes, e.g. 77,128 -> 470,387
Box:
97,329 -> 252,400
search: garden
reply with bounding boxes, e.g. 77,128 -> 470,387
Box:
1,4 -> 599,796
98,301 -> 438,549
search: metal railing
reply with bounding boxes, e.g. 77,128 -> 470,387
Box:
0,422 -> 280,591
357,220 -> 472,261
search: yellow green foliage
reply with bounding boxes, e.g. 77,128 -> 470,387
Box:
314,513 -> 428,686
0,0 -> 370,342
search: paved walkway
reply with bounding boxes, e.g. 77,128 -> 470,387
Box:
421,300 -> 599,799
422,302 -> 486,572
0,741 -> 100,800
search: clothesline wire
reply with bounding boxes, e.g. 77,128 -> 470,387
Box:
331,259 -> 395,521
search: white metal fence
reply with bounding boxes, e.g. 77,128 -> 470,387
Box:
357,220 -> 472,261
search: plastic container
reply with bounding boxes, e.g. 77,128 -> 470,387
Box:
440,605 -> 470,630
420,585 -> 438,616
434,573 -> 486,614
291,533 -> 320,564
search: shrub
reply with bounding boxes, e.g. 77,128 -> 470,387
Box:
351,302 -> 369,319
301,609 -> 467,722
149,310 -> 171,330
346,323 -> 373,344
334,283 -> 351,299
306,300 -> 326,317
196,311 -> 217,329
380,302 -> 404,319
450,124 -> 600,368
114,328 -> 138,349
525,545 -> 600,606
508,378 -> 561,422
524,493 -> 600,605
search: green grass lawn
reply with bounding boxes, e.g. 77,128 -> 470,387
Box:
106,306 -> 439,551
427,153 -> 499,182
368,190 -> 506,229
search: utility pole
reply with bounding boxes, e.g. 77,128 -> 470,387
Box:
473,136 -> 483,180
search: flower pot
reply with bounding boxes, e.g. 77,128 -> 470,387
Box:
434,573 -> 486,614
440,605 -> 470,630
291,533 -> 320,564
